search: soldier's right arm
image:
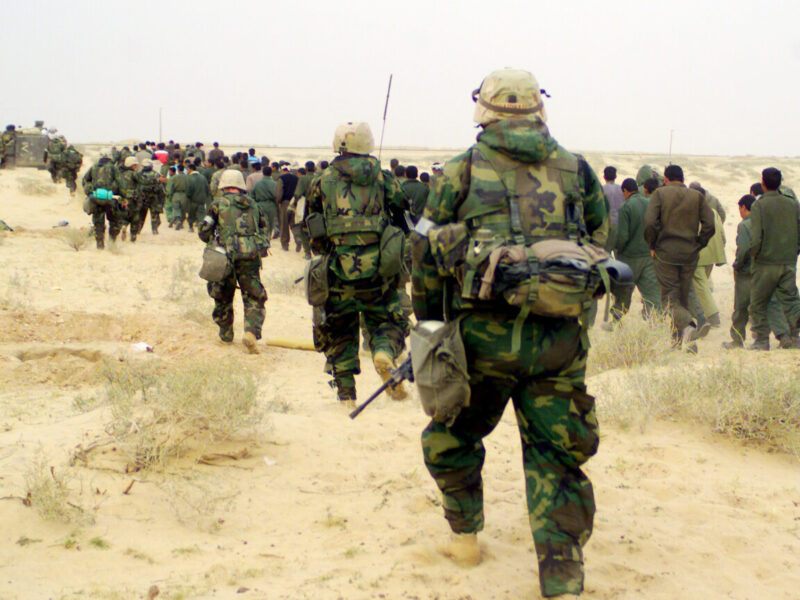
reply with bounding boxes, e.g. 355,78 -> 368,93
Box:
410,152 -> 471,322
197,202 -> 220,244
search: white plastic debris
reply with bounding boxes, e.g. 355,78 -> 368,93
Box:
131,342 -> 154,353
263,457 -> 277,467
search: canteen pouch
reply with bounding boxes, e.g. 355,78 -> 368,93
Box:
304,254 -> 330,307
410,318 -> 470,427
198,245 -> 232,282
305,212 -> 327,240
377,224 -> 404,279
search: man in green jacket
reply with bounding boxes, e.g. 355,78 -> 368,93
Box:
401,165 -> 429,224
643,164 -> 715,346
723,194 -> 795,349
167,165 -> 190,229
748,167 -> 800,350
611,178 -> 661,320
251,165 -> 278,235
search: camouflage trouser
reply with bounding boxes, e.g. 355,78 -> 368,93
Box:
421,312 -> 597,598
61,167 -> 79,193
611,255 -> 661,319
206,258 -> 267,342
90,204 -> 125,246
127,199 -> 145,240
313,276 -> 409,390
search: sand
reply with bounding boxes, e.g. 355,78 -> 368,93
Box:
0,150 -> 799,599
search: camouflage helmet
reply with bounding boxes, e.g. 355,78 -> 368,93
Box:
124,156 -> 138,168
472,68 -> 547,126
218,169 -> 246,191
332,121 -> 374,155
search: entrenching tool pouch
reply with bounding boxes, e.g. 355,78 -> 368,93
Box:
377,224 -> 404,280
304,254 -> 331,307
198,245 -> 232,282
410,317 -> 470,427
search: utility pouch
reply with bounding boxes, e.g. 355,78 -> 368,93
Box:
304,254 -> 331,306
377,224 -> 404,279
306,212 -> 327,240
410,317 -> 470,427
427,222 -> 470,277
198,245 -> 232,282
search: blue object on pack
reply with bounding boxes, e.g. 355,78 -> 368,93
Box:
92,188 -> 114,200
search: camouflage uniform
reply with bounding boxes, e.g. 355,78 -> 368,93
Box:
306,153 -> 409,399
45,136 -> 66,182
81,157 -> 124,248
119,164 -> 140,239
411,86 -> 607,595
197,190 -> 270,342
60,145 -> 83,193
137,165 -> 165,235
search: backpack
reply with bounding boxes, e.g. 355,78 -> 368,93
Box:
217,193 -> 263,261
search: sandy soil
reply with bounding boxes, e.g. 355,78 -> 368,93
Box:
0,150 -> 799,599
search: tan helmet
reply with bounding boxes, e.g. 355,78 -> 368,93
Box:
472,68 -> 547,126
218,169 -> 246,191
332,121 -> 374,155
124,156 -> 138,168
141,159 -> 153,168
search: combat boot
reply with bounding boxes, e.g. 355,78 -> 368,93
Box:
748,339 -> 769,351
96,238 -> 104,250
243,332 -> 260,355
722,340 -> 743,350
439,532 -> 480,567
777,334 -> 793,349
373,351 -> 408,400
335,380 -> 357,409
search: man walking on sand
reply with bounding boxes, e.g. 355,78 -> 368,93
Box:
643,164 -> 715,349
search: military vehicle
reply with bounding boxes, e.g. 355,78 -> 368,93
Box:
2,121 -> 49,169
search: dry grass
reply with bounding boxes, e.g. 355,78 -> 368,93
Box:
100,359 -> 262,471
58,226 -> 90,251
593,354 -> 800,456
23,454 -> 88,523
588,309 -> 680,375
18,177 -> 56,196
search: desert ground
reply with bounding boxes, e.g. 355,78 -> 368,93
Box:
0,147 -> 799,600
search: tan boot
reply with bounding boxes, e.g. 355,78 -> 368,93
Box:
243,332 -> 260,354
439,532 -> 480,566
373,351 -> 407,401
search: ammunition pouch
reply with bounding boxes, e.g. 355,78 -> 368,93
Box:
304,254 -> 330,306
377,224 -> 404,280
410,318 -> 470,427
305,212 -> 327,240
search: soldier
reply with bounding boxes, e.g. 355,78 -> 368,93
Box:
198,170 -> 269,354
411,69 -> 607,598
45,135 -> 67,182
644,164 -> 715,348
137,159 -> 165,236
401,165 -> 429,224
118,156 -> 141,240
1,125 -> 16,169
306,121 -> 410,405
610,178 -> 661,320
82,154 -> 124,249
748,167 -> 800,350
60,144 -> 83,195
187,161 -> 212,231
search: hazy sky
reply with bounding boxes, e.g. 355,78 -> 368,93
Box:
3,0 -> 799,156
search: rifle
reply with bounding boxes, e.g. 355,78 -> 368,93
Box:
349,356 -> 413,419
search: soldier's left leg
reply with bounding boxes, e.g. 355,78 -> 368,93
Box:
515,324 -> 597,598
64,169 -> 77,194
363,285 -> 409,360
321,292 -> 361,395
773,265 -> 800,331
636,256 -> 662,316
236,261 -> 267,339
207,273 -> 237,342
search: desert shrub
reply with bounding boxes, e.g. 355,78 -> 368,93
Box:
594,355 -> 800,456
102,359 -> 261,470
24,454 -> 87,523
59,226 -> 89,251
588,309 -> 679,375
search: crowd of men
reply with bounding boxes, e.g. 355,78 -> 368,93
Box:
601,163 -> 800,351
78,139 -> 439,255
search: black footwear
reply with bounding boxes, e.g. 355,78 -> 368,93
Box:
778,334 -> 793,349
335,381 -> 356,402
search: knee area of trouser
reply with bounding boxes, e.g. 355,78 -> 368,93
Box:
563,389 -> 599,463
207,281 -> 232,301
239,277 -> 267,304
